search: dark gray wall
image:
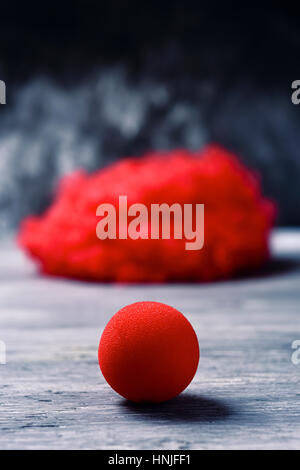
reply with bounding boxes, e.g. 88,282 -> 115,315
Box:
0,3 -> 300,231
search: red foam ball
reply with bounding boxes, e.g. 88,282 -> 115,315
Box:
98,301 -> 200,403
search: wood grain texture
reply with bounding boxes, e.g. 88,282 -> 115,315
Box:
0,229 -> 300,450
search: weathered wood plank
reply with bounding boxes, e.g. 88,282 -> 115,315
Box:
0,230 -> 300,449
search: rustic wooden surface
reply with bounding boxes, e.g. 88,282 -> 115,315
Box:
0,229 -> 300,450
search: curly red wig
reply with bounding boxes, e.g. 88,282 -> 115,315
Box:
18,145 -> 276,282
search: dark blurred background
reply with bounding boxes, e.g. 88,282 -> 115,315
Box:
0,1 -> 300,231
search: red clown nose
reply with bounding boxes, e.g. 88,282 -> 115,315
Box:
98,301 -> 200,403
